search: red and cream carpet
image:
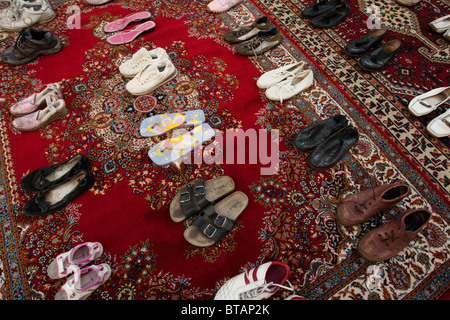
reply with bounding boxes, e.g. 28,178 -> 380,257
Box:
0,0 -> 448,300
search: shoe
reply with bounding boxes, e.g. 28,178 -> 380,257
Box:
126,59 -> 178,96
235,26 -> 282,56
395,0 -> 422,6
310,1 -> 350,28
184,191 -> 248,247
0,0 -> 55,32
257,61 -> 305,89
24,169 -> 95,216
20,153 -> 91,192
429,14 -> 450,33
207,0 -> 242,13
106,20 -> 156,45
358,39 -> 401,71
215,261 -> 293,300
224,16 -> 272,44
12,95 -> 67,131
427,108 -> 450,138
140,109 -> 205,137
10,83 -> 62,116
47,242 -> 103,279
307,126 -> 359,168
119,47 -> 169,79
265,69 -> 314,103
294,114 -> 348,151
302,0 -> 343,18
444,28 -> 450,41
55,264 -> 111,300
357,209 -> 431,262
408,86 -> 450,117
344,28 -> 387,57
86,0 -> 114,5
1,27 -> 63,65
104,11 -> 152,33
336,181 -> 411,227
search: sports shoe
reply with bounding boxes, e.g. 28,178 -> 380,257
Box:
0,0 -> 55,32
207,0 -> 242,13
235,26 -> 282,56
126,59 -> 178,96
10,83 -> 62,116
47,242 -> 104,279
55,264 -> 111,300
1,27 -> 62,65
265,69 -> 314,103
257,61 -> 305,89
224,16 -> 273,44
215,261 -> 293,300
119,47 -> 169,78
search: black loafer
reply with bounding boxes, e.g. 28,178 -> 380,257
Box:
311,1 -> 350,28
358,39 -> 402,71
20,153 -> 91,192
294,115 -> 348,151
24,169 -> 95,216
307,126 -> 359,168
344,28 -> 387,57
302,0 -> 343,18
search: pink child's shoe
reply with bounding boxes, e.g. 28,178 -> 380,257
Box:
10,83 -> 63,116
104,11 -> 152,33
106,20 -> 156,45
207,0 -> 242,13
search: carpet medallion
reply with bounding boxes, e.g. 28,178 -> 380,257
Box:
0,0 -> 448,301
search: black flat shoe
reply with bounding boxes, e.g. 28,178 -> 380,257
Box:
358,39 -> 402,71
24,169 -> 95,216
307,126 -> 359,168
311,1 -> 350,28
302,0 -> 343,18
20,153 -> 91,192
294,115 -> 348,151
344,28 -> 387,57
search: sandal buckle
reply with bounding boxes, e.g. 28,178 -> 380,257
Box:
203,224 -> 217,239
214,215 -> 227,228
193,185 -> 205,197
179,190 -> 191,203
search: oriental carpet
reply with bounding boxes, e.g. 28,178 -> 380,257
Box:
0,0 -> 448,301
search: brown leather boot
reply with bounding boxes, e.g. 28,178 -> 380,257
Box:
336,182 -> 411,226
357,209 -> 431,262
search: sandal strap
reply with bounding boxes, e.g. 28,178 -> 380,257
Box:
179,179 -> 210,219
191,203 -> 235,243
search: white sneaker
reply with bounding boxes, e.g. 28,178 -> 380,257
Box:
119,47 -> 169,78
265,69 -> 314,103
126,59 -> 178,96
214,261 -> 293,300
257,61 -> 305,89
55,264 -> 111,300
0,0 -> 55,31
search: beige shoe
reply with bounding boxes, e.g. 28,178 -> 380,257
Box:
265,69 -> 314,103
126,59 -> 178,96
430,14 -> 450,33
119,47 -> 169,78
0,0 -> 55,32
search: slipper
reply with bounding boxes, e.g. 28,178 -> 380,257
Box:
427,108 -> 450,138
107,20 -> 156,45
302,0 -> 343,18
140,109 -> 205,137
169,176 -> 235,223
310,1 -> 350,28
408,86 -> 450,117
104,12 -> 152,33
183,191 -> 248,247
148,123 -> 215,166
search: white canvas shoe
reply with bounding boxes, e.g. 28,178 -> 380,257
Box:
408,86 -> 450,116
126,59 -> 178,96
429,14 -> 450,33
265,69 -> 314,103
214,261 -> 293,300
257,61 -> 305,89
119,47 -> 169,78
427,108 -> 450,138
0,0 -> 55,31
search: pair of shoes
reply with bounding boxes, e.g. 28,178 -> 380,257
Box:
294,115 -> 359,168
20,154 -> 95,216
207,0 -> 242,13
234,26 -> 283,56
47,242 -> 111,300
11,83 -> 68,131
357,37 -> 402,72
395,0 -> 421,6
223,16 -> 273,44
302,0 -> 351,28
170,176 -> 248,247
344,28 -> 387,57
140,109 -> 206,137
215,261 -> 295,300
86,0 -> 114,5
0,27 -> 63,65
120,47 -> 178,96
430,14 -> 450,41
105,12 -> 155,45
408,86 -> 450,137
257,61 -> 314,103
0,0 -> 55,32
336,182 -> 431,262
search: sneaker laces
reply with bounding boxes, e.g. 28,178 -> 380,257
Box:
239,271 -> 295,300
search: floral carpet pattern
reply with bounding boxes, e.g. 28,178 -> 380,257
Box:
0,0 -> 448,300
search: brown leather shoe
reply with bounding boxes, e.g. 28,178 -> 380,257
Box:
336,182 -> 411,226
357,209 -> 431,262
224,16 -> 273,44
235,26 -> 282,56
